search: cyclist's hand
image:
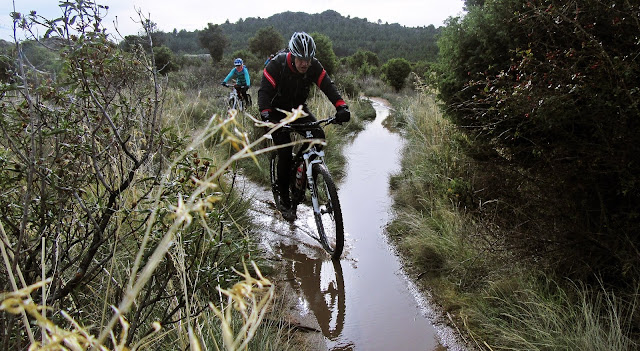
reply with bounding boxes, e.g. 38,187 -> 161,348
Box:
221,81 -> 227,87
260,110 -> 272,122
335,105 -> 351,124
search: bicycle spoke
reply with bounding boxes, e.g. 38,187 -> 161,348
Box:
312,164 -> 344,259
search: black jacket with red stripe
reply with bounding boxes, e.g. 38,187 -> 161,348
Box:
258,52 -> 346,115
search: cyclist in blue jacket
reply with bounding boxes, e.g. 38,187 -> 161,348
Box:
222,58 -> 251,105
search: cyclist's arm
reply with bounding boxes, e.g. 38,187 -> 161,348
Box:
243,67 -> 250,87
312,60 -> 347,108
222,68 -> 235,84
258,58 -> 281,113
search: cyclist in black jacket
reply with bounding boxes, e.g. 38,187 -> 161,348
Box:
259,31 -> 351,221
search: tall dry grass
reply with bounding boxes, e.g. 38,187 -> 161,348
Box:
0,100 -> 308,350
387,88 -> 639,350
0,5 -> 304,350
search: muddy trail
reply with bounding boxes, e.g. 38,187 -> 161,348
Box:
242,98 -> 468,350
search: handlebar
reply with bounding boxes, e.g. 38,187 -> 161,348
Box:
222,82 -> 247,89
281,117 -> 337,131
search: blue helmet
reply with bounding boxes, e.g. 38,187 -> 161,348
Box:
234,58 -> 243,66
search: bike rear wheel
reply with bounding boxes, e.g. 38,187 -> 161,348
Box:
311,163 -> 344,259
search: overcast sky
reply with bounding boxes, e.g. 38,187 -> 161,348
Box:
2,0 -> 466,41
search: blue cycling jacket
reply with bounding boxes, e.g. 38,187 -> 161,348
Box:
223,66 -> 250,87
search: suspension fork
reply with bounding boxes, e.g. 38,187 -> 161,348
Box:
304,147 -> 325,213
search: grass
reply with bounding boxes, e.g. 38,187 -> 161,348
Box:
0,41 -> 307,350
467,276 -> 638,351
0,87 -> 304,350
386,89 -> 640,350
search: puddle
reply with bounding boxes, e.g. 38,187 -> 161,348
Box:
245,98 -> 468,350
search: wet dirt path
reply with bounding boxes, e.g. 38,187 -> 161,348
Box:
247,98 -> 466,350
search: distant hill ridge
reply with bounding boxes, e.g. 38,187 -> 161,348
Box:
163,10 -> 442,62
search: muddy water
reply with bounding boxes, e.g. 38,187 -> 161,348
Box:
251,98 -> 466,350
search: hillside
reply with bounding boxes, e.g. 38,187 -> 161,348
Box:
160,10 -> 442,62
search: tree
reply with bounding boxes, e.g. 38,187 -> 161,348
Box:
153,45 -> 178,75
248,26 -> 284,59
120,34 -> 149,52
198,23 -> 229,63
464,0 -> 485,8
347,49 -> 380,69
383,58 -> 412,91
346,49 -> 381,77
310,32 -> 337,75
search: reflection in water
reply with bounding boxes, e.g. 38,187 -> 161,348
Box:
277,244 -> 354,350
252,98 -> 466,350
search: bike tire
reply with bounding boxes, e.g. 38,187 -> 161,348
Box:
311,163 -> 344,259
269,151 -> 281,209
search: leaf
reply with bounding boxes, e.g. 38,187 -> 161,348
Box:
43,128 -> 68,136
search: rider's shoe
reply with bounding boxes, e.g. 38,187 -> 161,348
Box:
281,207 -> 297,222
278,198 -> 297,222
277,203 -> 297,222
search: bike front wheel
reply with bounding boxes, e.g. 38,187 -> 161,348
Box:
269,149 -> 281,209
311,163 -> 344,259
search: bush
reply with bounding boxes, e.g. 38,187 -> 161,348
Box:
334,72 -> 359,97
1,5 -> 263,348
436,0 -> 640,284
382,58 -> 412,91
311,32 -> 338,76
153,45 -> 179,74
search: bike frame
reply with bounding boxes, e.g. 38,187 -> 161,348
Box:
224,83 -> 245,111
297,131 -> 326,212
269,117 -> 344,258
229,88 -> 242,111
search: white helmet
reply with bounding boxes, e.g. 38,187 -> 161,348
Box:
288,32 -> 316,59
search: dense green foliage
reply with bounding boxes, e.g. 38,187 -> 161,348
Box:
248,26 -> 284,59
389,86 -> 639,351
345,49 -> 380,69
437,0 -> 640,285
115,10 -> 445,93
153,45 -> 179,74
310,32 -> 338,76
383,58 -> 412,91
198,23 -> 229,62
153,10 -> 441,63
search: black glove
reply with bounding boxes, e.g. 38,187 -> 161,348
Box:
335,105 -> 351,124
221,81 -> 227,86
260,110 -> 271,122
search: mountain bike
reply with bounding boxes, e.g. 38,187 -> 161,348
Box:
223,83 -> 251,111
269,117 -> 344,259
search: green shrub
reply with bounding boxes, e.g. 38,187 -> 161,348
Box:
436,0 -> 640,284
153,45 -> 179,74
1,5 -> 265,349
382,58 -> 412,91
